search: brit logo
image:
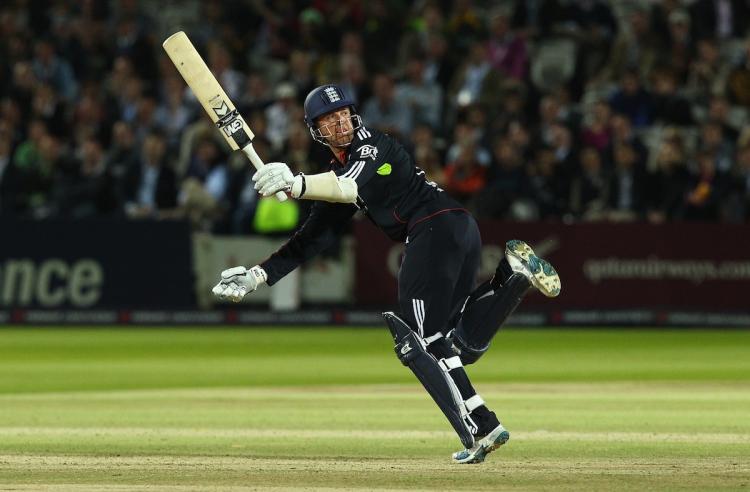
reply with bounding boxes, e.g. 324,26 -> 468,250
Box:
323,86 -> 341,103
357,144 -> 378,160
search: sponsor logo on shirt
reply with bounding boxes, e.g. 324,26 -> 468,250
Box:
357,144 -> 378,160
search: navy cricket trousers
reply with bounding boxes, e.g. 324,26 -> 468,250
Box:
397,210 -> 482,338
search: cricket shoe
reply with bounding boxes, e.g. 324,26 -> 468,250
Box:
505,239 -> 561,298
452,423 -> 510,464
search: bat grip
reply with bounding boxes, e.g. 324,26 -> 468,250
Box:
241,144 -> 288,202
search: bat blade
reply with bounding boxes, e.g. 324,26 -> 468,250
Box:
163,31 -> 287,201
163,31 -> 254,150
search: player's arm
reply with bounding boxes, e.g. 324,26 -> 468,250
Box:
254,132 -> 390,203
253,163 -> 358,204
212,201 -> 356,301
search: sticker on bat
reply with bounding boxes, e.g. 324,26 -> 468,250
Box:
209,96 -> 230,118
221,117 -> 244,137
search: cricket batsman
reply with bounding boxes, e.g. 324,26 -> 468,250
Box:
212,84 -> 561,463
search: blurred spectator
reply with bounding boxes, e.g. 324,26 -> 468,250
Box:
549,122 -> 577,173
207,41 -> 243,101
287,50 -> 316,101
489,84 -> 527,135
567,0 -> 618,91
485,8 -> 528,81
699,120 -> 735,173
534,94 -> 564,147
596,5 -> 661,84
9,61 -> 37,117
13,119 -> 47,174
31,83 -> 66,138
510,0 -> 565,38
0,131 -> 18,216
664,9 -> 694,83
56,137 -> 118,218
132,95 -> 159,143
569,146 -> 608,220
507,119 -> 532,161
73,84 -> 110,144
684,150 -> 731,221
686,38 -> 731,103
527,146 -> 569,219
185,137 -> 229,202
180,136 -> 229,229
362,73 -> 413,138
284,123 -> 317,175
444,141 -> 487,204
477,136 -> 530,219
26,133 -> 77,218
155,76 -> 192,145
395,56 -> 443,130
410,124 -> 445,183
581,100 -> 612,152
106,55 -> 135,105
117,75 -> 143,124
239,74 -> 272,113
605,142 -> 648,221
265,82 -> 299,152
31,39 -> 77,101
337,53 -> 369,106
464,105 -> 490,149
105,121 -> 139,183
608,69 -> 653,128
706,95 -> 740,142
361,1 -> 404,72
728,144 -> 750,221
647,137 -> 691,223
423,34 -> 458,89
446,0 -> 484,52
114,18 -> 157,80
446,123 -> 491,168
397,3 -> 445,66
689,0 -> 749,41
651,68 -> 694,126
606,113 -> 648,167
451,41 -> 499,108
727,38 -> 750,107
122,129 -> 177,219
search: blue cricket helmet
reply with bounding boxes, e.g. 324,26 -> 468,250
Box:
304,85 -> 356,125
304,84 -> 362,145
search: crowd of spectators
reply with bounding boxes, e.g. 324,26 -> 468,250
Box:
2,0 -> 750,233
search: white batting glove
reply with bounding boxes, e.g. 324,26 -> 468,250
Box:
252,162 -> 304,198
211,265 -> 267,302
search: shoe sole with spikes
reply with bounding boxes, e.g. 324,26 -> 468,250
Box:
505,239 -> 561,298
452,424 -> 510,464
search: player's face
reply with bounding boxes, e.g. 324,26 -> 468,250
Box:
316,108 -> 355,148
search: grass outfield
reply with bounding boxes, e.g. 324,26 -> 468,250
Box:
0,327 -> 748,490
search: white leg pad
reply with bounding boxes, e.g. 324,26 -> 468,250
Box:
465,394 -> 485,412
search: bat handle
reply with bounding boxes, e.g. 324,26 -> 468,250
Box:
241,143 -> 288,202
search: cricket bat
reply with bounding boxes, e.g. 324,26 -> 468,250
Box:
162,31 -> 287,201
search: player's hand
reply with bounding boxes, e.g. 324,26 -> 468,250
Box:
253,162 -> 304,198
211,265 -> 267,302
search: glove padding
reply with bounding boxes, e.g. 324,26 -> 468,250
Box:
253,162 -> 303,198
211,265 -> 267,302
